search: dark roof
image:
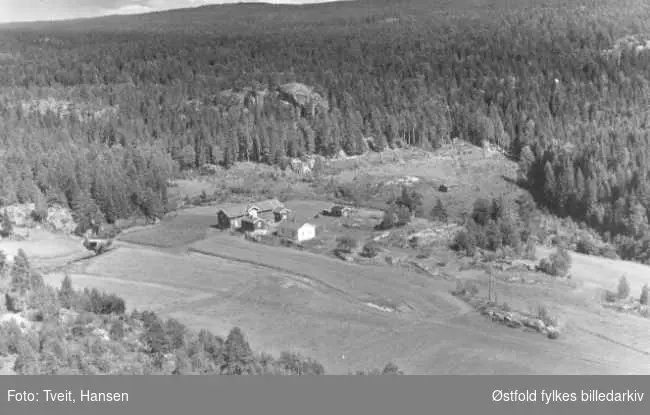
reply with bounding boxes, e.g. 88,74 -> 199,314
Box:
218,199 -> 283,218
218,204 -> 249,218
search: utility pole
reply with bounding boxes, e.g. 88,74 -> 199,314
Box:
487,264 -> 495,304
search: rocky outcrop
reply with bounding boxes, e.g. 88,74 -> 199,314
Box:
46,204 -> 76,233
276,82 -> 329,118
219,87 -> 269,111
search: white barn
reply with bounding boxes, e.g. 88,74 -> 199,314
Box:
277,222 -> 317,242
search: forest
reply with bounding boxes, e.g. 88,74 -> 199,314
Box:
1,0 -> 650,261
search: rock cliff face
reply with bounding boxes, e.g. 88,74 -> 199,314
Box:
276,82 -> 329,118
218,82 -> 328,119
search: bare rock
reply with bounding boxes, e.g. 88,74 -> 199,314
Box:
277,82 -> 329,117
46,204 -> 76,233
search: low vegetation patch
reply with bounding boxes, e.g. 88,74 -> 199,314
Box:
602,277 -> 650,319
451,279 -> 561,340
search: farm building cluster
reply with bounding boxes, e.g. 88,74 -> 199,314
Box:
216,199 -> 351,242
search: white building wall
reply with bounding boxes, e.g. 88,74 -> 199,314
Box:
296,224 -> 316,242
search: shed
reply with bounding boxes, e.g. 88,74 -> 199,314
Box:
277,222 -> 317,242
330,205 -> 351,217
273,206 -> 291,222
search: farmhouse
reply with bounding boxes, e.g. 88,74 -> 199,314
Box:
249,198 -> 284,217
277,221 -> 317,242
217,198 -> 285,230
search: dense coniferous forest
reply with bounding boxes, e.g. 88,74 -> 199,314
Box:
1,0 -> 650,262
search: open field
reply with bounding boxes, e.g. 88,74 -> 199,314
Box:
117,207 -> 218,249
0,228 -> 88,265
325,145 -> 525,218
38,232 -> 650,374
538,246 -> 650,297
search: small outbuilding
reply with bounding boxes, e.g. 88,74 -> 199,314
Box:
273,206 -> 291,222
277,221 -> 317,242
330,205 -> 351,217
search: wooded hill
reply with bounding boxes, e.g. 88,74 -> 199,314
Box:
1,0 -> 650,261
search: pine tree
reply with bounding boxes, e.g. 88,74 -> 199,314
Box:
221,327 -> 255,375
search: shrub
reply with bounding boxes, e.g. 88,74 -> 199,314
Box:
451,230 -> 476,256
451,279 -> 479,297
381,362 -> 403,375
109,320 -> 125,341
31,207 -> 48,223
617,276 -> 630,300
576,238 -> 598,255
603,290 -> 617,303
361,241 -> 379,258
538,246 -> 571,277
335,236 -> 358,253
81,289 -> 126,315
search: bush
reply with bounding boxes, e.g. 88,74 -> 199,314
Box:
538,247 -> 571,277
335,236 -> 358,253
109,320 -> 125,341
576,238 -> 598,255
81,289 -> 126,315
617,276 -> 630,300
31,207 -> 48,223
451,279 -> 479,297
603,290 -> 617,303
451,230 -> 476,256
361,241 -> 379,258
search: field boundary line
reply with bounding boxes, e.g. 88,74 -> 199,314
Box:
573,326 -> 650,356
